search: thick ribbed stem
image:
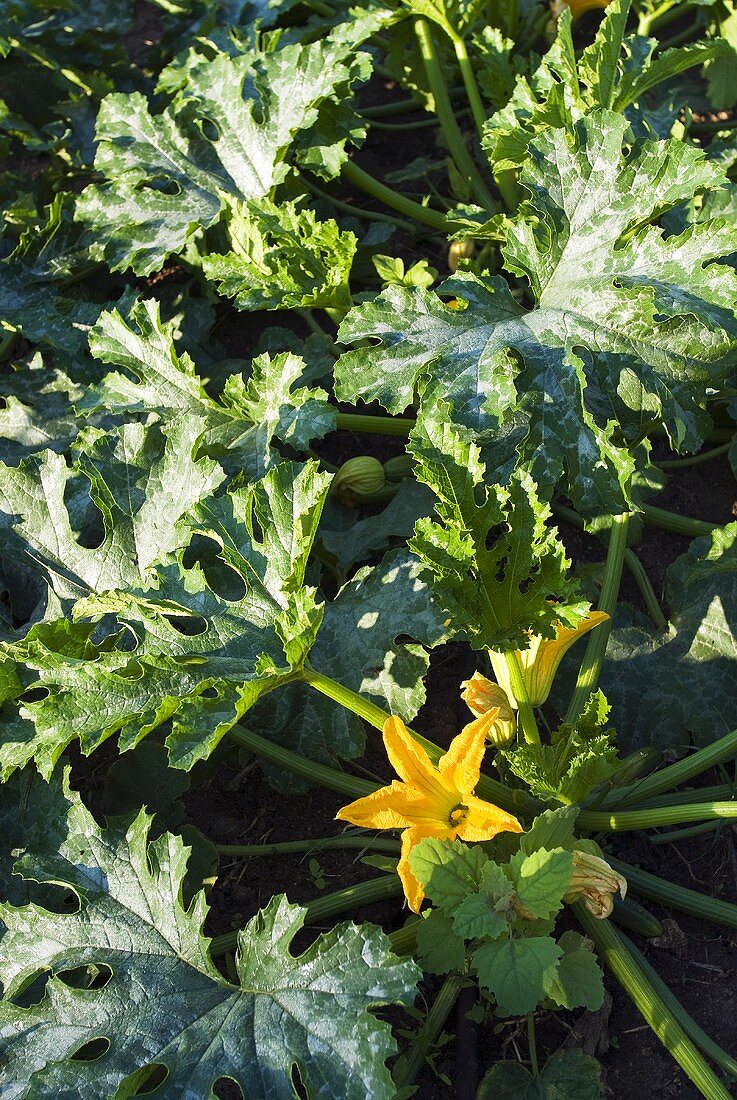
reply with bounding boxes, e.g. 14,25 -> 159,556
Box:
565,514 -> 629,724
229,725 -> 374,800
609,858 -> 737,930
341,160 -> 453,233
503,651 -> 540,744
578,801 -> 737,833
394,975 -> 466,1088
414,19 -> 496,210
334,411 -> 416,436
215,836 -> 400,858
640,502 -> 717,538
577,907 -> 733,1099
602,727 -> 737,808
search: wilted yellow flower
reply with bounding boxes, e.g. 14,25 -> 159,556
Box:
488,611 -> 609,708
336,715 -> 522,912
564,849 -> 627,918
460,672 -> 517,746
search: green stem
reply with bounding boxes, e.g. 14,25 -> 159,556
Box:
648,0 -> 695,29
621,932 -> 737,1079
369,115 -> 444,131
640,502 -> 717,538
577,906 -> 734,1099
449,31 -> 486,138
299,664 -> 535,816
657,18 -> 701,48
361,97 -> 424,118
341,160 -> 454,233
215,836 -> 401,857
211,874 -> 404,956
303,176 -> 416,233
564,514 -> 630,725
296,307 -> 330,338
578,801 -> 737,833
394,975 -> 467,1089
637,783 -> 736,809
334,411 -> 416,436
553,503 -> 666,629
527,1012 -> 539,1076
638,0 -> 675,34
648,819 -> 725,845
503,651 -> 541,745
229,725 -> 375,800
610,895 -> 663,938
413,19 -> 497,211
690,118 -> 737,134
610,858 -> 737,930
658,442 -> 731,469
603,726 -> 737,808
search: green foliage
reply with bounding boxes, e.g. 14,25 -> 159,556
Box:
502,691 -> 620,803
477,1050 -> 604,1099
407,407 -> 589,650
408,830 -> 603,1017
337,111 -> 737,514
599,524 -> 737,750
0,774 -> 420,1099
0,456 -> 331,777
76,38 -> 371,273
203,198 -> 357,312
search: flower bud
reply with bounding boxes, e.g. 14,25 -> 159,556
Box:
383,454 -> 415,483
563,848 -> 627,919
331,456 -> 386,506
448,239 -> 475,272
460,671 -> 517,746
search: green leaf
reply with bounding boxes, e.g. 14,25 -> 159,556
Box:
520,806 -> 579,856
339,112 -> 737,514
506,848 -> 573,921
202,198 -> 357,311
0,418 -> 224,608
502,693 -> 619,804
451,890 -> 511,940
598,523 -> 737,750
76,39 -> 371,274
0,459 -> 331,777
415,910 -> 466,973
547,930 -> 605,1011
0,352 -> 82,466
0,780 -> 420,1099
319,480 -> 436,574
477,1050 -> 604,1099
0,766 -> 75,906
84,296 -> 335,478
408,837 -> 489,913
473,936 -> 562,1015
250,550 -> 446,790
407,409 -> 589,651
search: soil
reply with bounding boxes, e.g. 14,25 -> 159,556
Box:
11,4 -> 737,1096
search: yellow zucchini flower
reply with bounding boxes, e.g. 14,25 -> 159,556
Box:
488,611 -> 609,708
336,715 -> 522,912
460,672 -> 517,745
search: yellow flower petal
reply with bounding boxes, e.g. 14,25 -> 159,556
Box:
489,610 -> 610,707
457,794 -> 523,842
438,715 -> 492,795
336,780 -> 428,830
383,716 -> 451,802
398,824 -> 447,912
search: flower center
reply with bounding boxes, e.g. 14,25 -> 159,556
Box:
448,803 -> 468,827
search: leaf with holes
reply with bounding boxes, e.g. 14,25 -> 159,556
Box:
0,454 -> 331,777
336,111 -> 737,514
0,777 -> 420,1100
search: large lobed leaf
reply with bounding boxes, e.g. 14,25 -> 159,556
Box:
76,38 -> 371,274
336,111 -> 737,514
0,448 -> 331,777
0,774 -> 420,1099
